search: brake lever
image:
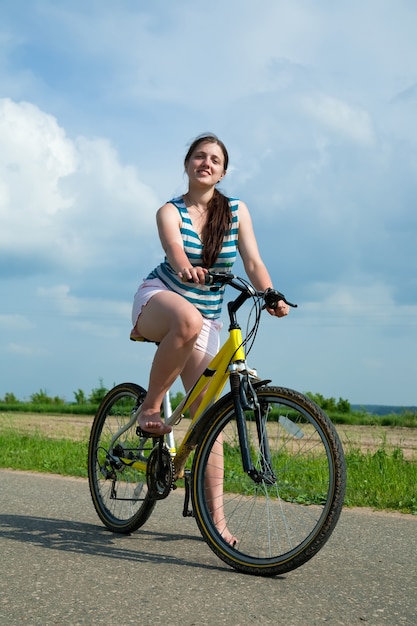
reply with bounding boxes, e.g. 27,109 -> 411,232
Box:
263,288 -> 298,310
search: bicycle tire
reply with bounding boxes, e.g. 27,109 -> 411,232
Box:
191,385 -> 346,576
88,382 -> 157,533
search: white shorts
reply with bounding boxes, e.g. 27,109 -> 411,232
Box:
131,278 -> 222,357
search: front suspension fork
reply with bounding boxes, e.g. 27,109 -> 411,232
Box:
230,372 -> 275,484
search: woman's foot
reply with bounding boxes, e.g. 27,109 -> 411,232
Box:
216,523 -> 238,548
138,410 -> 172,436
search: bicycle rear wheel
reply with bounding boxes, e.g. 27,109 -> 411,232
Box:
192,385 -> 346,576
88,382 -> 157,533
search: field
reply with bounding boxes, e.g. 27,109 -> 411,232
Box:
2,411 -> 417,458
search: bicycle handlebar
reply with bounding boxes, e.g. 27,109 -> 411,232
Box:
204,271 -> 298,309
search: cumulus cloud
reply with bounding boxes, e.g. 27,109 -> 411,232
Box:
0,98 -> 160,278
0,98 -> 76,218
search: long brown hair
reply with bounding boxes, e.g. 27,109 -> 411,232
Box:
184,134 -> 231,269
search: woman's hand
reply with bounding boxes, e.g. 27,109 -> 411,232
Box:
267,300 -> 290,318
178,266 -> 208,284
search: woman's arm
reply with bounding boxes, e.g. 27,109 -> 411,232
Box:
237,201 -> 273,290
237,201 -> 289,317
156,203 -> 206,283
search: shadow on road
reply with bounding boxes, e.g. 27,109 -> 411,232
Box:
0,513 -> 231,573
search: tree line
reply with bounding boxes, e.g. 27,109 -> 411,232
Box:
0,380 -> 351,414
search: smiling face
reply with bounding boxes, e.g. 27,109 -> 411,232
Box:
185,139 -> 227,189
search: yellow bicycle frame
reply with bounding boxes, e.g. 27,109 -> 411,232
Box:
170,327 -> 246,478
120,326 -> 247,479
179,328 -> 246,418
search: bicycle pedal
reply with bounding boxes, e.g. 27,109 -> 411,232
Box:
136,425 -> 163,440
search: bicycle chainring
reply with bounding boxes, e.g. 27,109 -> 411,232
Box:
146,445 -> 174,500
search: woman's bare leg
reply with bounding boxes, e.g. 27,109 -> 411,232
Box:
135,291 -> 203,435
181,350 -> 238,546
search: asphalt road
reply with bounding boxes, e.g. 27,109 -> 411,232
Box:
0,469 -> 416,626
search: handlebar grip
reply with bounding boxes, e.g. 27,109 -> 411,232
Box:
264,288 -> 298,309
183,271 -> 234,286
204,271 -> 235,285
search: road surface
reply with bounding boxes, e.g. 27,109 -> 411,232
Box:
0,469 -> 416,625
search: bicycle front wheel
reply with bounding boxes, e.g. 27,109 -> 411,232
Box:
88,382 -> 157,533
192,385 -> 346,576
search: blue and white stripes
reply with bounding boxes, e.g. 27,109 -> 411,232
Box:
147,196 -> 239,319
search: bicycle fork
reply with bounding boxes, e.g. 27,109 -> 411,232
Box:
230,372 -> 276,485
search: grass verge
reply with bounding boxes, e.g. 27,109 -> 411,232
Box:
344,445 -> 417,514
0,428 -> 88,478
1,426 -> 416,515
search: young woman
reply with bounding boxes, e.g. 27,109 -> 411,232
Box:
131,134 -> 289,544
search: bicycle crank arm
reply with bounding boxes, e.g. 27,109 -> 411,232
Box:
118,456 -> 147,473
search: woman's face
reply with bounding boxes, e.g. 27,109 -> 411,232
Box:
185,141 -> 226,188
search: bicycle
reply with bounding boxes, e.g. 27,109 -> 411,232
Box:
88,272 -> 346,576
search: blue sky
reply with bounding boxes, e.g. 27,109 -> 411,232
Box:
1,0 -> 416,406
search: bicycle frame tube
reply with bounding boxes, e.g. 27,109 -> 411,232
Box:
116,327 -> 246,476
168,327 -> 246,478
174,328 -> 246,423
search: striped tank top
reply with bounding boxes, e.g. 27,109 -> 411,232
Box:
148,196 -> 239,319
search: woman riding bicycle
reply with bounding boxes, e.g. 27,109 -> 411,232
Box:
130,133 -> 289,543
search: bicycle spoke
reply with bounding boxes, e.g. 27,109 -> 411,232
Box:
88,383 -> 157,533
192,386 -> 346,576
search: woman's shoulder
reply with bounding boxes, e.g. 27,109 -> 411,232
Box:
167,195 -> 185,207
158,196 -> 185,213
156,199 -> 185,229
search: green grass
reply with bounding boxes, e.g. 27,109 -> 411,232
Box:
220,439 -> 417,515
0,402 -> 99,415
0,428 -> 88,478
1,427 -> 416,515
344,445 -> 417,514
329,410 -> 417,428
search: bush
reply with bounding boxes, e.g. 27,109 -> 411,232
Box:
88,379 -> 109,404
306,392 -> 351,414
30,389 -> 65,405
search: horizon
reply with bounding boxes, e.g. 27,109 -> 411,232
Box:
2,384 -> 416,414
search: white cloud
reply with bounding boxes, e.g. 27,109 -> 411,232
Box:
301,94 -> 375,144
0,313 -> 33,331
5,342 -> 47,357
0,98 -> 76,214
20,1 -> 322,108
0,98 -> 160,276
36,283 -> 132,328
302,280 -> 401,325
37,284 -> 80,316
